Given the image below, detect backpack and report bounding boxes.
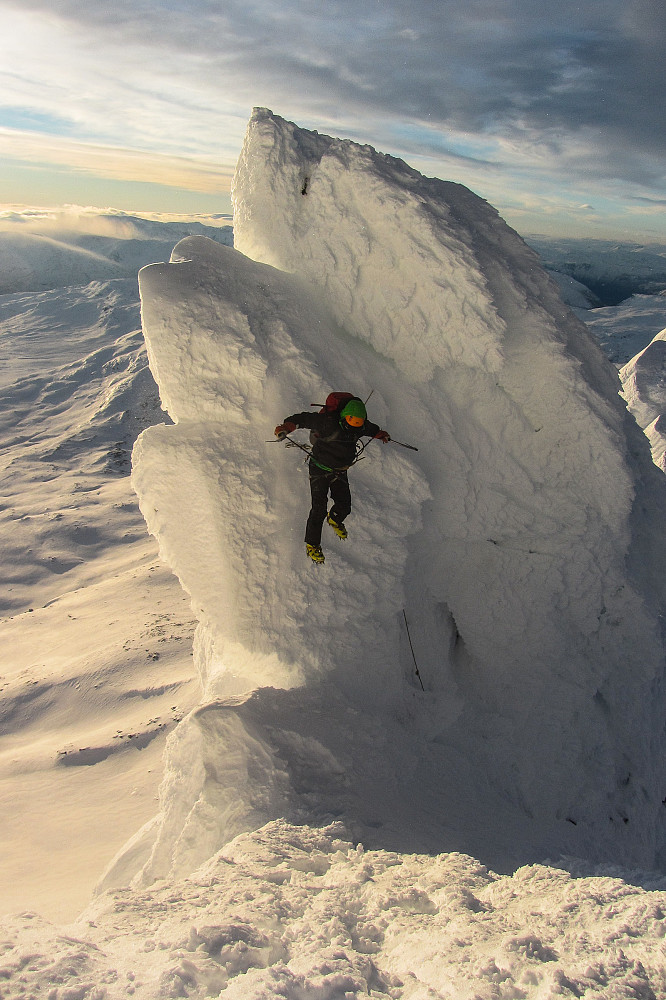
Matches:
[318,391,356,415]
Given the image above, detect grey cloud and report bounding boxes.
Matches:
[4,0,665,188]
[631,195,666,207]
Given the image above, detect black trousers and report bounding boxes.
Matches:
[305,464,351,545]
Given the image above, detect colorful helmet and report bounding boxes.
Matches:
[340,399,366,427]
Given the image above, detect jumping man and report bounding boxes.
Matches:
[274,396,390,564]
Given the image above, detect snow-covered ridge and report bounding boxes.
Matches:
[0,213,232,295]
[123,108,666,896]
[621,326,666,472]
[233,110,506,381]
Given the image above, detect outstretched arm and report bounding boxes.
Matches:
[274,411,322,438]
[363,419,390,442]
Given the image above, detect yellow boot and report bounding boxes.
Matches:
[306,543,325,564]
[326,513,348,539]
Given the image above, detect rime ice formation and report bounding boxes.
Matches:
[123,109,666,890]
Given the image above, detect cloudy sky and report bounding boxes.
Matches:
[1,0,665,240]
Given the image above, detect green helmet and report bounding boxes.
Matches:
[340,399,367,426]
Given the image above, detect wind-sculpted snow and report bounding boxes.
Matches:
[233,113,505,382]
[135,238,426,709]
[621,327,666,471]
[126,109,666,892]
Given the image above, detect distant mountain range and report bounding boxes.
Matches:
[527,235,666,305]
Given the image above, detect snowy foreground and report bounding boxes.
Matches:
[3,820,666,999]
[3,114,666,996]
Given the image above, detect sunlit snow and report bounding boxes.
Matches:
[2,115,666,998]
[621,326,666,472]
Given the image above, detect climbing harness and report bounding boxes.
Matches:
[274,432,369,477]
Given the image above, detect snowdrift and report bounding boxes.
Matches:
[122,109,666,889]
[6,820,666,1000]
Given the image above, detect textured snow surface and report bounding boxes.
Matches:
[3,822,666,1000]
[621,327,666,472]
[0,276,198,921]
[123,109,666,898]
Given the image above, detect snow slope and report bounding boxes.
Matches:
[113,108,666,907]
[575,294,666,366]
[0,276,198,920]
[0,213,233,295]
[621,326,666,472]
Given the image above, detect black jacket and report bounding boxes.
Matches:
[284,410,381,472]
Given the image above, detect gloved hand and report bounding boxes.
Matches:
[374,430,391,443]
[275,421,297,439]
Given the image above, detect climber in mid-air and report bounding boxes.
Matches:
[274,393,391,564]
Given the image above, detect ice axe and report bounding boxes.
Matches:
[388,438,418,452]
